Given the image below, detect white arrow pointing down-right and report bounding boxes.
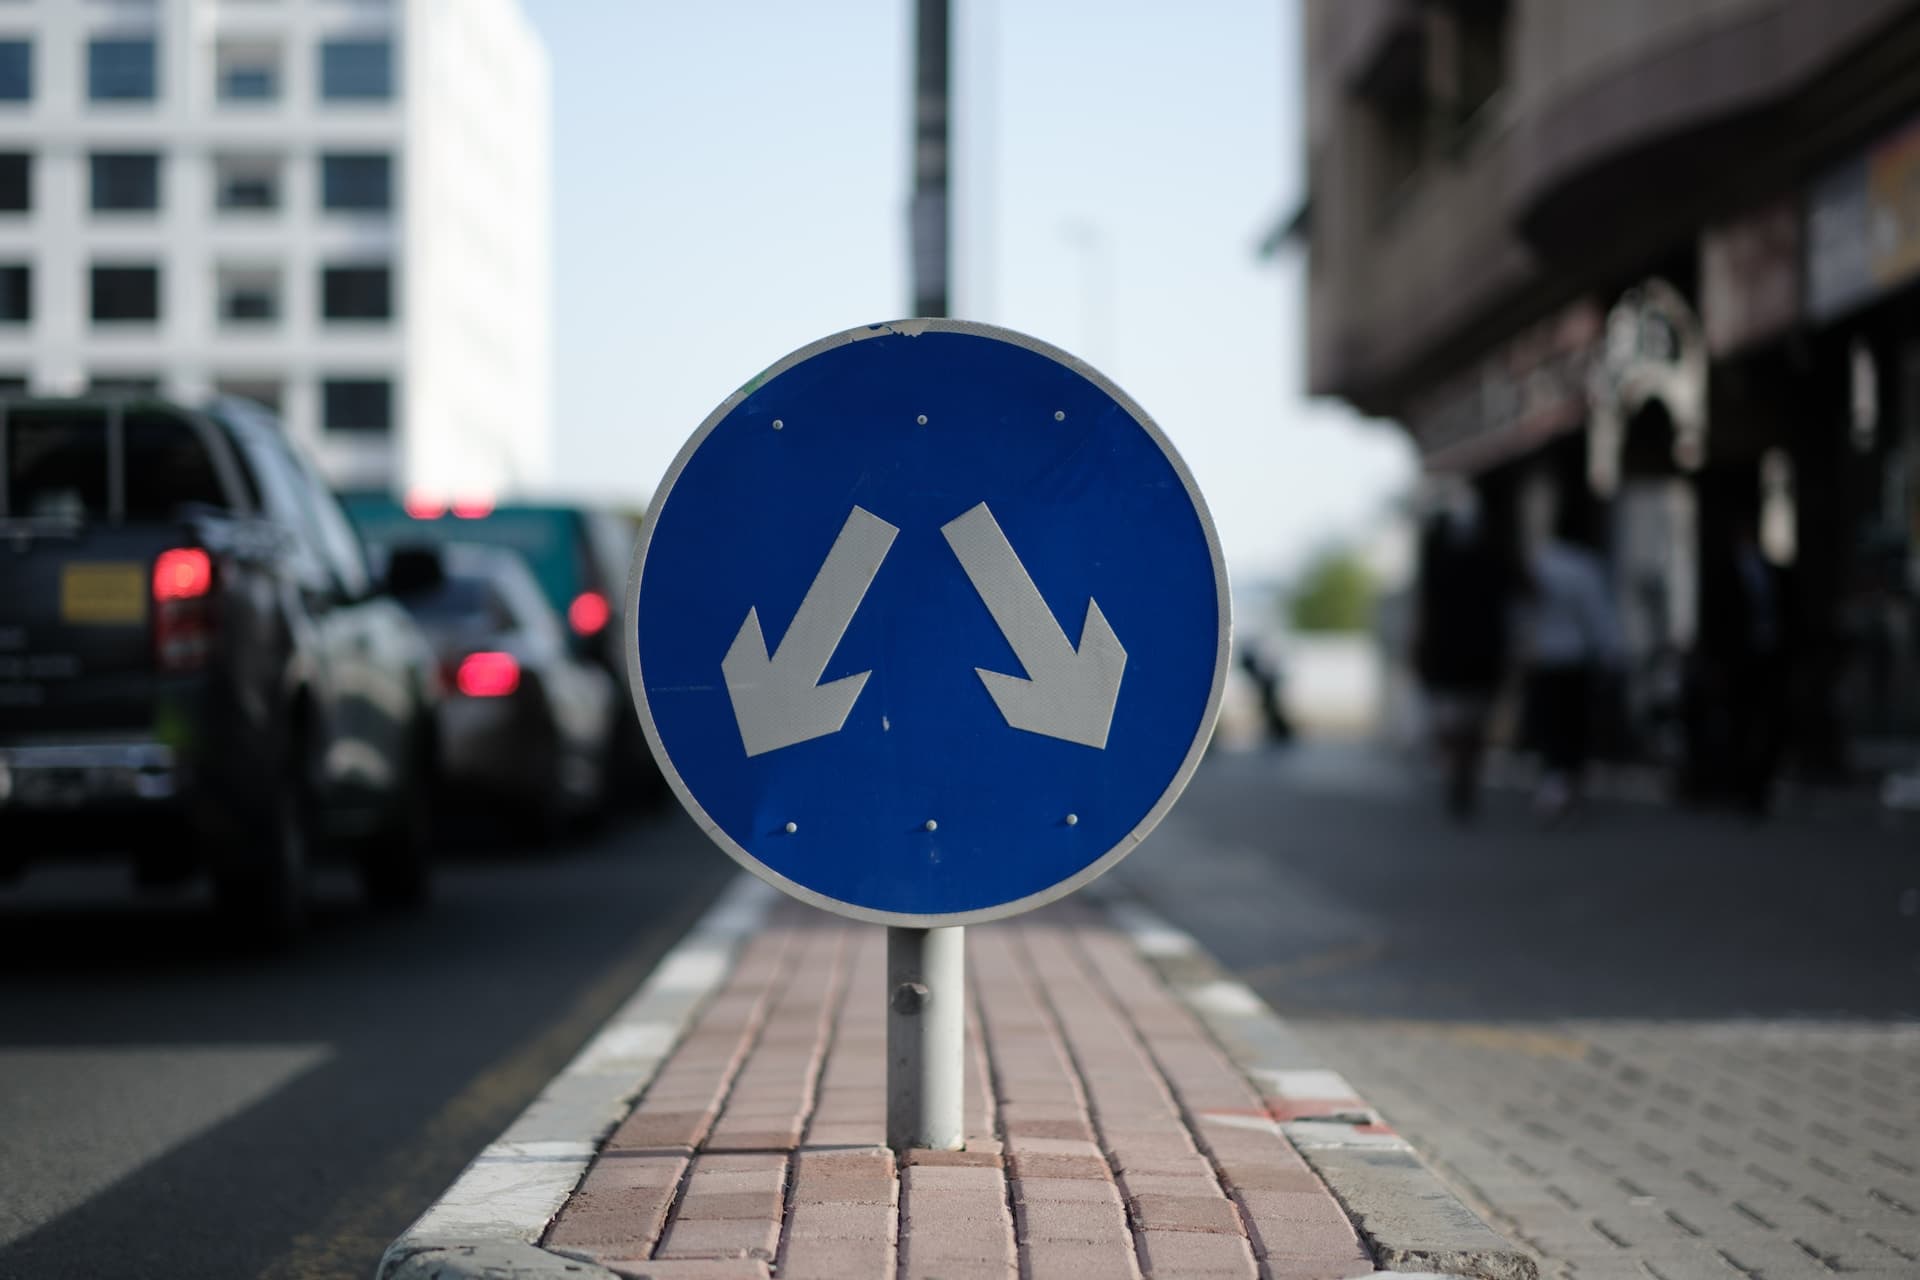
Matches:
[941,502,1127,749]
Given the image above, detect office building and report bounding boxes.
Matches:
[0,0,552,498]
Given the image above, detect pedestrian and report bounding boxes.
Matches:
[1412,498,1515,818]
[1237,645,1294,745]
[1695,508,1791,813]
[1519,495,1624,820]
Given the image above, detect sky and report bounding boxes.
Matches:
[522,0,1414,589]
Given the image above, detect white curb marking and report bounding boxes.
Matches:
[1188,978,1265,1017]
[1252,1067,1358,1100]
[379,875,776,1272]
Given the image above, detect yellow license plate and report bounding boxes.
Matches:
[61,563,148,625]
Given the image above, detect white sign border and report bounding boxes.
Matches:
[625,318,1232,928]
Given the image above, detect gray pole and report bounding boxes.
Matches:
[887,925,966,1150]
[889,0,965,1155]
[910,0,951,319]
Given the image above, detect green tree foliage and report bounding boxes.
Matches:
[1288,547,1376,633]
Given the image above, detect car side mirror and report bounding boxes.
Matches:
[383,544,446,599]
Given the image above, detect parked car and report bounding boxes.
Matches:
[387,542,618,836]
[340,494,665,808]
[0,395,441,937]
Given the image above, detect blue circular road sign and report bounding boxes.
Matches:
[628,320,1229,926]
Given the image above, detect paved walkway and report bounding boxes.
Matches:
[542,902,1376,1280]
[1307,1018,1920,1280]
[1120,746,1920,1280]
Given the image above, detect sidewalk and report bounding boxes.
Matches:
[381,878,1533,1280]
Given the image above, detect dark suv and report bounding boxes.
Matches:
[0,396,441,936]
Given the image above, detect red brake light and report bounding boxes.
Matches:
[153,548,214,672]
[451,496,495,519]
[404,491,445,519]
[456,651,521,697]
[568,590,610,637]
[153,548,212,601]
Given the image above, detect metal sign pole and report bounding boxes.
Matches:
[887,925,965,1150]
[888,0,964,1156]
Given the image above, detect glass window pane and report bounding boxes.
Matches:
[6,408,107,520]
[91,266,160,322]
[322,265,391,320]
[215,154,280,211]
[322,378,392,433]
[0,41,31,102]
[124,409,230,519]
[0,264,29,322]
[214,378,283,417]
[321,153,391,211]
[90,153,160,211]
[89,39,157,102]
[320,40,392,100]
[0,153,29,211]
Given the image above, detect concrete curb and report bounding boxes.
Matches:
[1100,894,1540,1280]
[377,875,779,1280]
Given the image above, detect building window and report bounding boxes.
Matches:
[321,153,392,211]
[217,265,280,325]
[214,377,283,417]
[323,378,392,433]
[322,265,391,321]
[91,265,160,323]
[0,152,28,212]
[216,40,280,103]
[87,375,161,396]
[89,38,158,103]
[214,153,280,211]
[90,152,160,212]
[320,39,392,101]
[1434,0,1508,139]
[0,264,29,322]
[0,40,30,102]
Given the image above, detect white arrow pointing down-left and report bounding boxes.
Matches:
[722,506,898,757]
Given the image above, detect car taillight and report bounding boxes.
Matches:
[404,491,445,519]
[455,651,520,697]
[153,548,213,672]
[568,590,610,637]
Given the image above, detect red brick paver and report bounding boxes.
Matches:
[546,901,1372,1279]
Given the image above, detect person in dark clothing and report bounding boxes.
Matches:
[1413,504,1514,818]
[1694,511,1791,813]
[1237,647,1294,744]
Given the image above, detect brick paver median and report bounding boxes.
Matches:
[543,901,1374,1280]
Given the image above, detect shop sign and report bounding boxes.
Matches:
[1701,198,1800,356]
[1406,299,1603,473]
[1808,113,1920,322]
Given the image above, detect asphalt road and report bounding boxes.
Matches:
[1115,744,1920,1279]
[0,808,732,1280]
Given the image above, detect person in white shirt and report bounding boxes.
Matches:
[1520,502,1625,818]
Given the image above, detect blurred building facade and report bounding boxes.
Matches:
[0,0,551,499]
[1301,0,1920,786]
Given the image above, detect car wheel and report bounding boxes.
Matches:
[361,728,435,911]
[214,732,314,946]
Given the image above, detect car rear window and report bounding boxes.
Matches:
[6,408,108,519]
[400,576,513,633]
[125,410,228,519]
[5,405,232,521]
[341,497,589,616]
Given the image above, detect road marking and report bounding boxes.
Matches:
[941,501,1126,749]
[0,1045,330,1249]
[722,506,897,757]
